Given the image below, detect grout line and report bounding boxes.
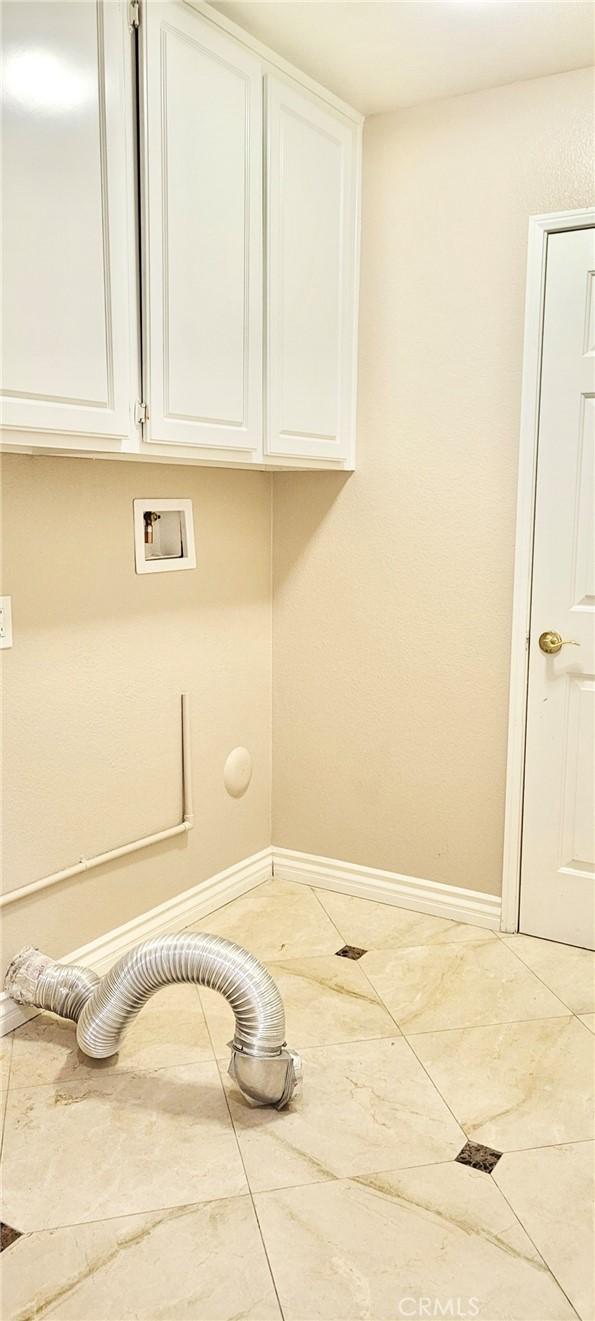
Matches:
[0,1033,13,1160]
[358,940,572,1021]
[401,1011,573,1037]
[309,884,367,954]
[209,1033,410,1067]
[493,1136,594,1157]
[310,881,500,933]
[250,1158,461,1200]
[187,1137,595,1203]
[200,983,286,1317]
[292,1029,402,1049]
[4,884,591,1315]
[329,933,576,1038]
[398,1012,576,1039]
[311,888,501,953]
[0,1190,257,1240]
[249,1184,287,1321]
[405,1029,592,1157]
[489,1173,583,1320]
[403,1012,591,1147]
[3,1005,584,1094]
[4,993,218,1093]
[4,1131,592,1241]
[297,884,346,949]
[496,937,586,1016]
[203,1012,286,1321]
[3,1054,218,1094]
[354,934,500,953]
[208,1029,404,1066]
[353,958,405,1038]
[574,1013,595,1034]
[388,1030,470,1141]
[309,884,343,925]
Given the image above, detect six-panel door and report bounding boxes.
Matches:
[265,76,359,464]
[141,2,263,455]
[0,0,137,446]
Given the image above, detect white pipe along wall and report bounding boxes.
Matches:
[0,693,194,910]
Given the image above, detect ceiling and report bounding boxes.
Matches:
[211,1,595,115]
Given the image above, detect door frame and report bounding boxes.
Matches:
[501,207,595,933]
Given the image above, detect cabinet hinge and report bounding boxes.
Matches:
[129,1,140,30]
[135,400,148,425]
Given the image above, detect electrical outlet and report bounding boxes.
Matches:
[0,596,13,649]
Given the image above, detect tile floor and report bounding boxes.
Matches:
[1,879,593,1320]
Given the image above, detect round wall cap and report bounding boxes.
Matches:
[223,746,253,798]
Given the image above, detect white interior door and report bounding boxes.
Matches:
[520,225,595,949]
[0,0,136,445]
[141,1,262,453]
[265,76,359,463]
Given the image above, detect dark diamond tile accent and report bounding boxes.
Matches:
[335,944,367,960]
[1,1223,22,1252]
[455,1141,502,1174]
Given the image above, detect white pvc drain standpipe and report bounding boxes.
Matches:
[5,935,302,1109]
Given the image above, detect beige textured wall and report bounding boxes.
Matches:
[272,67,595,896]
[2,69,593,974]
[1,456,272,972]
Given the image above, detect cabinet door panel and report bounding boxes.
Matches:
[142,2,262,452]
[0,0,136,443]
[266,77,359,463]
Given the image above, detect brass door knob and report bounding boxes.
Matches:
[538,631,580,655]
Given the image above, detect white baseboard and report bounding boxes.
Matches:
[0,847,273,1037]
[1,842,503,1038]
[0,1000,38,1036]
[273,847,502,930]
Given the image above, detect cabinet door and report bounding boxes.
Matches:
[265,77,359,464]
[0,0,136,445]
[142,2,262,454]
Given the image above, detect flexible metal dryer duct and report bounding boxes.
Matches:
[5,935,302,1108]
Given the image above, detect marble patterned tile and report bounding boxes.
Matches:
[494,1141,594,1321]
[412,1016,595,1151]
[255,1162,576,1320]
[8,985,214,1088]
[315,889,498,951]
[364,938,569,1033]
[224,1036,465,1192]
[0,1035,13,1158]
[1,1195,281,1320]
[187,880,343,961]
[0,1035,13,1094]
[1,1060,247,1231]
[501,934,595,1014]
[579,1013,595,1034]
[200,955,398,1056]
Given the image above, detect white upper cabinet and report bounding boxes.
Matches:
[265,76,359,464]
[0,0,137,447]
[141,2,262,455]
[0,0,361,468]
